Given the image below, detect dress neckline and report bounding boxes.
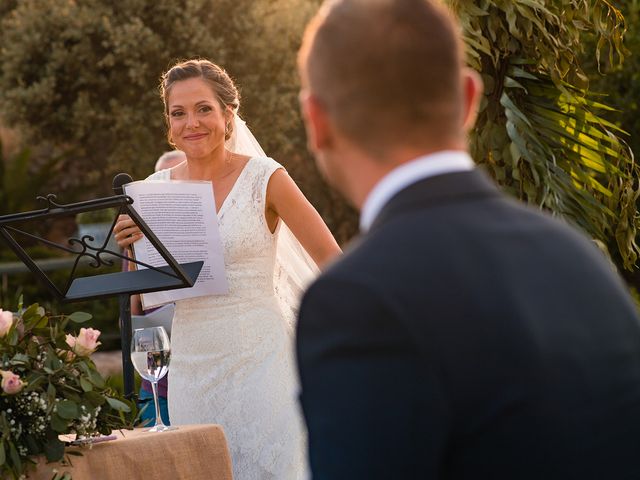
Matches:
[216,156,256,216]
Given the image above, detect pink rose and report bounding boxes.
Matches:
[66,328,101,356]
[0,309,13,337]
[0,370,25,395]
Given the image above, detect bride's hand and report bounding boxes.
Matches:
[114,214,143,249]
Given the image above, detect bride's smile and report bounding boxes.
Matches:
[167,77,230,160]
[183,132,208,141]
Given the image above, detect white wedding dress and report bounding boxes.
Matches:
[147,156,309,479]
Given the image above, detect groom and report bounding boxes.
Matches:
[296,0,640,479]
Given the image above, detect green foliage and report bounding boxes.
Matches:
[105,372,141,398]
[0,0,17,18]
[584,1,640,168]
[75,208,117,225]
[0,299,135,479]
[205,0,359,243]
[0,0,226,191]
[0,141,62,216]
[2,0,633,261]
[580,0,640,283]
[0,0,358,243]
[0,249,122,351]
[448,0,639,270]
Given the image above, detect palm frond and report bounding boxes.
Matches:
[448,0,639,270]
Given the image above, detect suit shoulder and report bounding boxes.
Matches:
[301,251,394,318]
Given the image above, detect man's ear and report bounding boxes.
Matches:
[300,90,332,153]
[461,68,484,133]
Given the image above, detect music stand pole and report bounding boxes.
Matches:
[119,293,135,399]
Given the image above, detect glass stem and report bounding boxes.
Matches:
[151,380,165,428]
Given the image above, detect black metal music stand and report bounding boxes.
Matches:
[0,188,203,399]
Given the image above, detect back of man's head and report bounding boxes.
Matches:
[299,0,465,157]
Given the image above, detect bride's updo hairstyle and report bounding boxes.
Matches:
[160,59,240,141]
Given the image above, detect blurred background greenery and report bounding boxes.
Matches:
[0,0,638,345]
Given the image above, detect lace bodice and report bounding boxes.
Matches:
[148,156,280,303]
[149,157,308,479]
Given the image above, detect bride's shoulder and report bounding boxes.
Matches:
[250,156,285,174]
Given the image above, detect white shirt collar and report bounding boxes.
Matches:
[360,150,475,232]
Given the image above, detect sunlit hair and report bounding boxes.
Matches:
[160,59,240,142]
[299,0,465,158]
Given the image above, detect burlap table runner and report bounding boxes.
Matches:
[30,424,233,480]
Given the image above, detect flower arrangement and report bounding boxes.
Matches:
[0,298,135,479]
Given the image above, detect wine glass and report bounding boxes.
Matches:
[131,326,174,432]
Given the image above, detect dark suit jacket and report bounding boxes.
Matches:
[296,169,640,479]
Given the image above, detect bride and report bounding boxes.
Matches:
[115,59,341,479]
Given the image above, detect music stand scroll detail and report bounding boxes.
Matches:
[0,188,203,399]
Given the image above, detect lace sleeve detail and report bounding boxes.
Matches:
[252,156,285,214]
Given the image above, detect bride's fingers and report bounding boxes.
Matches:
[114,223,142,239]
[114,215,144,248]
[114,214,132,235]
[115,223,141,237]
[115,231,144,249]
[115,215,139,236]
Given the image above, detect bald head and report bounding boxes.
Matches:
[155,150,186,172]
[299,0,467,157]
